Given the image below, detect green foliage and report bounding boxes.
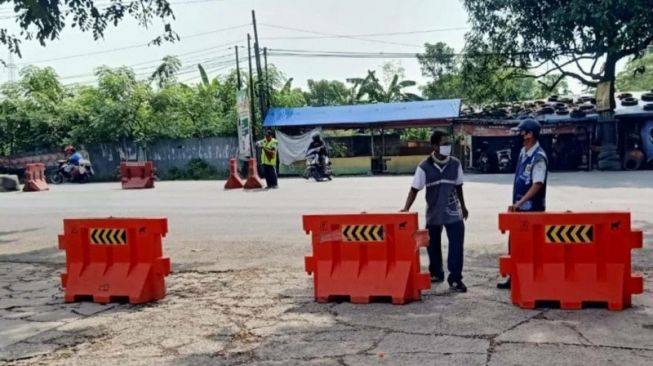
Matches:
[328,142,350,158]
[0,61,242,155]
[617,52,653,91]
[2,0,177,57]
[165,158,224,180]
[150,56,181,88]
[346,70,421,103]
[417,41,573,105]
[304,79,350,106]
[400,128,431,141]
[270,78,306,107]
[462,0,653,110]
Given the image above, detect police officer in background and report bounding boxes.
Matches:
[401,130,469,293]
[498,119,548,289]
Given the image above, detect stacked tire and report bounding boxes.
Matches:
[597,144,621,171]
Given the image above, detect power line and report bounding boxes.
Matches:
[266,47,554,58]
[17,25,248,65]
[61,57,247,85]
[259,23,423,48]
[267,49,419,59]
[263,26,469,40]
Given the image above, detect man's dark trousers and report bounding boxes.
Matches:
[427,220,465,282]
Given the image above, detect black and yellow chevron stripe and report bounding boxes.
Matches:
[89,228,127,245]
[342,225,385,242]
[545,225,593,244]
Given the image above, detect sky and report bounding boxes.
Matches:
[0,0,630,94]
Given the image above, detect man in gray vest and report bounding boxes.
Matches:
[401,130,469,292]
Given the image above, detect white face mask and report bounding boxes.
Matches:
[439,145,452,156]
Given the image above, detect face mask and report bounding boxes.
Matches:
[439,145,452,156]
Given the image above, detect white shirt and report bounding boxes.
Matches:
[520,142,547,184]
[411,155,464,190]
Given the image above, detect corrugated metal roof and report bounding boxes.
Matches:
[263,99,461,128]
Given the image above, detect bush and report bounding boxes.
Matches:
[164,159,227,180]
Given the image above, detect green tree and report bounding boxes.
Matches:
[72,67,156,145]
[150,56,182,88]
[417,42,551,105]
[617,51,653,91]
[270,78,306,107]
[347,70,421,103]
[417,42,463,100]
[533,74,572,99]
[0,67,68,154]
[304,79,350,106]
[462,0,653,114]
[2,0,177,56]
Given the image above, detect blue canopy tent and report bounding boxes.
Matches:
[262,99,461,174]
[263,99,461,129]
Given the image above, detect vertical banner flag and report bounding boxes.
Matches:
[236,90,252,158]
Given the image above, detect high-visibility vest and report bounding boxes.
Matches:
[260,138,278,166]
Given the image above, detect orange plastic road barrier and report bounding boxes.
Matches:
[224,158,245,189]
[58,218,171,304]
[243,158,264,189]
[120,161,155,189]
[499,212,644,310]
[22,163,49,192]
[303,212,430,304]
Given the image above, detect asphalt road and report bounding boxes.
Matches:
[1,172,652,365]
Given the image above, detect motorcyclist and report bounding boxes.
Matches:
[307,133,328,170]
[64,145,82,176]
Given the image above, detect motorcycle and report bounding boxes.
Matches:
[497,148,513,173]
[50,159,95,184]
[303,147,333,182]
[475,150,490,173]
[474,142,491,173]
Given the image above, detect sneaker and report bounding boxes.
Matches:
[497,278,511,290]
[430,274,445,283]
[449,280,467,293]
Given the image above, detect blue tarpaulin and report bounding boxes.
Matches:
[263,99,461,128]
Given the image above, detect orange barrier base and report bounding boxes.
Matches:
[23,180,49,192]
[120,161,155,189]
[500,257,644,310]
[225,158,245,189]
[244,158,264,189]
[225,175,245,189]
[60,258,170,304]
[23,163,49,192]
[122,177,155,189]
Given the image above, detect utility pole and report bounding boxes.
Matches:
[252,10,267,119]
[247,34,257,156]
[235,46,242,90]
[7,52,16,82]
[264,47,270,110]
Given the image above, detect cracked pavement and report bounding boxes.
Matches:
[1,172,652,365]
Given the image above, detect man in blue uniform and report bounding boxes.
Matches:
[402,130,469,292]
[64,145,82,176]
[498,119,548,289]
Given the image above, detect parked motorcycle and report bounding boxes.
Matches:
[497,148,513,173]
[303,147,333,181]
[475,141,491,173]
[475,150,490,173]
[50,159,95,184]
